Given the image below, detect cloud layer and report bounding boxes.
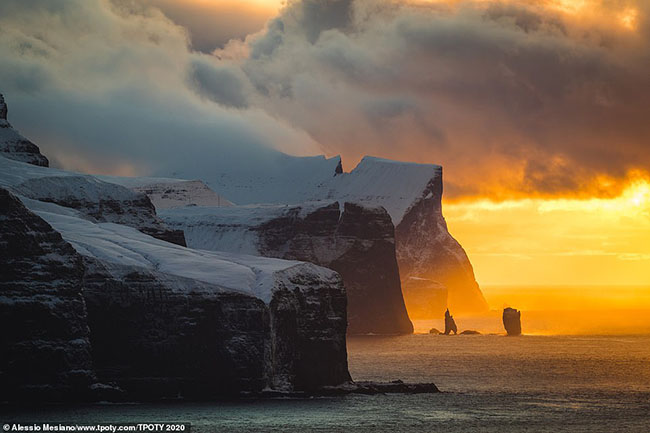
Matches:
[0,0,319,176]
[231,0,650,198]
[1,0,649,199]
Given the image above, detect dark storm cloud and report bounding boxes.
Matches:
[0,0,319,176]
[188,58,250,108]
[1,0,649,198]
[299,0,354,43]
[232,0,650,198]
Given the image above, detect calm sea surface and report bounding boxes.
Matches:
[3,334,650,432]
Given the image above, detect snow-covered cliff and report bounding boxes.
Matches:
[162,155,488,318]
[0,156,186,247]
[161,201,414,335]
[0,94,352,401]
[0,93,49,167]
[1,173,352,400]
[99,177,234,209]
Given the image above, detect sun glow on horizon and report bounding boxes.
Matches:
[444,176,650,293]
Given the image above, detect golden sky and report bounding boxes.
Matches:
[445,174,650,292]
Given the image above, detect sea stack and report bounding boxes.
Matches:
[503,307,522,336]
[444,309,458,335]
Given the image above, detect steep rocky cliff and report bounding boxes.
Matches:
[81,257,268,399]
[1,188,351,402]
[0,188,94,402]
[323,157,488,317]
[0,94,49,167]
[266,263,350,390]
[160,156,487,319]
[0,155,186,247]
[20,194,351,399]
[81,259,350,398]
[14,175,187,246]
[0,108,352,401]
[393,167,488,317]
[162,201,413,335]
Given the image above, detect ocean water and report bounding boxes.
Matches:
[2,334,650,432]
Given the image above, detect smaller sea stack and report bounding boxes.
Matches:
[503,307,522,336]
[444,309,458,335]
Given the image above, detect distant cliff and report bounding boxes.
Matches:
[393,165,488,317]
[155,156,488,320]
[161,201,414,335]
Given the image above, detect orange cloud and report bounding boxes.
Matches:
[222,0,650,201]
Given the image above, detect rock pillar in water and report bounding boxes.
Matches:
[502,307,522,336]
[443,309,458,335]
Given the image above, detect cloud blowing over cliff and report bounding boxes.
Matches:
[1,0,649,198]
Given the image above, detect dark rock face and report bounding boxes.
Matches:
[503,307,522,336]
[0,94,49,167]
[257,202,413,335]
[267,264,351,391]
[15,176,186,247]
[0,188,94,402]
[82,259,268,399]
[316,380,439,396]
[164,201,413,335]
[334,159,343,175]
[396,170,488,316]
[82,260,350,399]
[0,186,351,402]
[0,94,6,120]
[443,309,458,335]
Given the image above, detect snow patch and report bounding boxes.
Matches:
[20,196,335,303]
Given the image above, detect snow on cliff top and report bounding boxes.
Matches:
[0,155,143,203]
[0,156,339,303]
[20,195,333,303]
[102,178,234,209]
[169,155,443,225]
[0,157,232,210]
[1,142,443,225]
[0,155,86,187]
[159,202,347,255]
[156,153,344,207]
[322,156,442,224]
